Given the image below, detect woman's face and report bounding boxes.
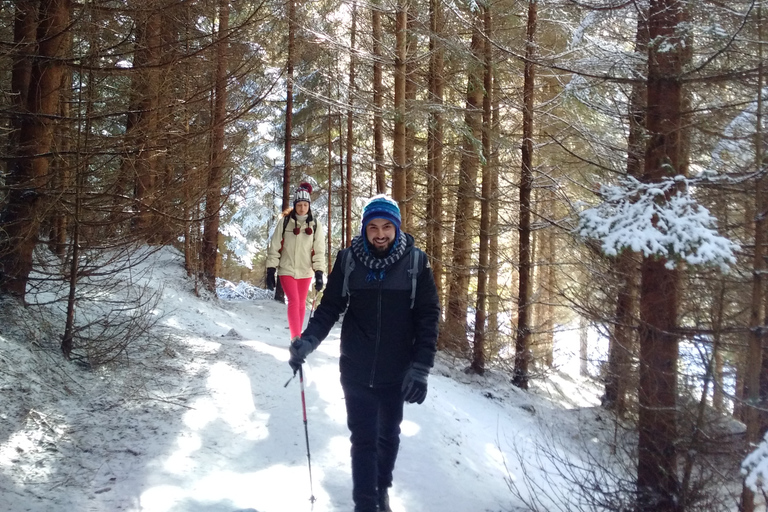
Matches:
[295,201,309,216]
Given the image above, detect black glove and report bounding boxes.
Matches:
[289,335,318,373]
[266,267,276,291]
[402,362,430,404]
[314,270,324,291]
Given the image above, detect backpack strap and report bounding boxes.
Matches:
[341,249,355,299]
[342,247,420,308]
[408,249,420,309]
[311,219,317,257]
[278,215,291,254]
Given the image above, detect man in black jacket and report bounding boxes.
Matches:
[289,194,440,512]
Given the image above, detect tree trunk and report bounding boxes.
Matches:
[471,2,493,375]
[0,0,70,301]
[426,0,444,308]
[604,8,648,415]
[49,26,73,258]
[345,1,357,248]
[542,224,555,367]
[512,0,537,389]
[282,0,295,211]
[404,9,417,234]
[603,252,638,413]
[443,10,483,353]
[487,75,500,354]
[131,6,162,240]
[61,90,91,359]
[7,0,36,173]
[327,91,334,261]
[741,5,766,510]
[392,0,407,217]
[372,0,385,194]
[636,0,684,509]
[201,0,229,292]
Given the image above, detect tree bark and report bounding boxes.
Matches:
[471,2,493,375]
[7,0,36,171]
[392,0,407,217]
[130,6,162,240]
[426,0,444,308]
[327,88,334,260]
[282,0,295,211]
[741,4,766,510]
[513,0,537,389]
[443,9,483,353]
[345,0,357,248]
[603,8,648,415]
[404,8,417,234]
[487,72,501,354]
[0,0,70,301]
[636,0,684,509]
[49,25,73,258]
[372,0,385,194]
[201,0,229,292]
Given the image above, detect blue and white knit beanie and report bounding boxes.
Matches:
[361,194,401,239]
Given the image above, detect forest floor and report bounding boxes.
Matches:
[0,246,746,511]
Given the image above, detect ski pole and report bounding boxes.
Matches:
[285,291,320,388]
[299,364,317,503]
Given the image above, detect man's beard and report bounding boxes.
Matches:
[369,240,395,258]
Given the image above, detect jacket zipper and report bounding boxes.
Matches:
[369,279,383,387]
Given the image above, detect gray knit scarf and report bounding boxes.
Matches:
[351,233,407,281]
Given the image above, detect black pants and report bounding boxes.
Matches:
[342,378,404,512]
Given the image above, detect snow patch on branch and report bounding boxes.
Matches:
[577,176,738,271]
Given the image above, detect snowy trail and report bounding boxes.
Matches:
[140,297,522,512]
[1,251,603,512]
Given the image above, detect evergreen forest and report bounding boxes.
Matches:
[1,0,767,510]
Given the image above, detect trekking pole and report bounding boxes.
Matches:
[306,290,318,327]
[299,364,317,503]
[284,291,318,501]
[285,291,319,388]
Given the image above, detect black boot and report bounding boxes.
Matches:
[378,488,392,512]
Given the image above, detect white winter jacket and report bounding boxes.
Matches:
[266,213,327,279]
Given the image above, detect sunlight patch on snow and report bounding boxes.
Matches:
[139,464,329,512]
[327,435,351,460]
[183,398,219,430]
[400,419,420,437]
[484,442,509,474]
[248,464,329,510]
[163,317,183,329]
[206,362,256,420]
[306,356,347,425]
[182,362,267,439]
[184,337,222,353]
[0,431,38,468]
[319,392,347,424]
[164,362,271,475]
[164,432,203,474]
[213,321,233,331]
[0,409,68,479]
[241,339,289,361]
[139,485,186,511]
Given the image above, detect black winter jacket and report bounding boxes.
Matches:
[302,233,440,387]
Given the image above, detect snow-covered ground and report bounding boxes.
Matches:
[1,247,617,512]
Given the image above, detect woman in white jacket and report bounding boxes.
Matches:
[266,182,327,339]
